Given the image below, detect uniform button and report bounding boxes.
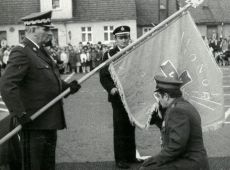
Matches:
[46,65,49,68]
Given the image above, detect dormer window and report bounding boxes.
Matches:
[52,0,60,9]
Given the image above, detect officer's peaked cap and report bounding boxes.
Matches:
[21,10,54,28]
[113,26,130,35]
[154,75,183,92]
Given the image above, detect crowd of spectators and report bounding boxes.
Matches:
[1,34,230,77]
[47,41,112,74]
[0,41,112,76]
[205,33,230,66]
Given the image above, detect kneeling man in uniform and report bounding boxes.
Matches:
[140,75,209,170]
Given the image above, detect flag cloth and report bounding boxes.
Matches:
[0,95,11,138]
[0,96,9,120]
[109,11,224,130]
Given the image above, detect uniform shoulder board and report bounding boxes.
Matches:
[17,43,25,48]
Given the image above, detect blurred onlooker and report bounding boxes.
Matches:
[95,46,103,67]
[80,46,88,73]
[75,49,81,74]
[2,47,10,68]
[97,41,103,51]
[86,47,91,72]
[69,46,77,73]
[60,48,69,74]
[91,47,98,69]
[221,38,228,52]
[209,35,221,57]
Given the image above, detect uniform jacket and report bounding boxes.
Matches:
[150,97,209,169]
[0,38,69,130]
[99,46,136,162]
[99,46,120,102]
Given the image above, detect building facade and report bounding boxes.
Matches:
[0,0,230,47]
[0,0,137,47]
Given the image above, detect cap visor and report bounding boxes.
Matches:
[43,24,54,28]
[115,32,130,35]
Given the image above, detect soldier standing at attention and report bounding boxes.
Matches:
[99,25,143,169]
[0,11,81,170]
[140,75,209,170]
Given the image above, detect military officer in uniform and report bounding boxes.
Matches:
[140,75,209,170]
[99,26,143,169]
[0,11,81,170]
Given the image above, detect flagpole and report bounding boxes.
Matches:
[0,2,195,145]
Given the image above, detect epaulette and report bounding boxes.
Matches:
[17,43,25,48]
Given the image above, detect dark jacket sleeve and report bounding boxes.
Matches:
[99,51,116,94]
[155,108,190,165]
[0,47,29,117]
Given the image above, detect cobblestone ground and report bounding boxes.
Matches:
[56,73,230,170]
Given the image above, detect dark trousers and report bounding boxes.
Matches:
[140,164,176,170]
[21,130,57,170]
[111,100,136,162]
[0,116,21,170]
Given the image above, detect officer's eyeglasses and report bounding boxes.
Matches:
[153,92,161,99]
[116,35,130,40]
[40,26,51,32]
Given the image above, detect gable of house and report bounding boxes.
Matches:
[183,0,230,24]
[136,0,230,26]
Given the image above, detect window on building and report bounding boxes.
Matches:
[19,30,25,43]
[159,0,167,22]
[0,31,7,48]
[52,0,60,9]
[81,27,92,43]
[104,26,114,41]
[142,27,153,34]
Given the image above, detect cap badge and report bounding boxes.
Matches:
[33,47,37,52]
[121,27,125,31]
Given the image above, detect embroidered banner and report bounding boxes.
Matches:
[109,12,224,130]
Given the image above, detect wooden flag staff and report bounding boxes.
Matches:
[0,0,203,145]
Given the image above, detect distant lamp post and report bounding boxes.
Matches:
[68,31,72,40]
